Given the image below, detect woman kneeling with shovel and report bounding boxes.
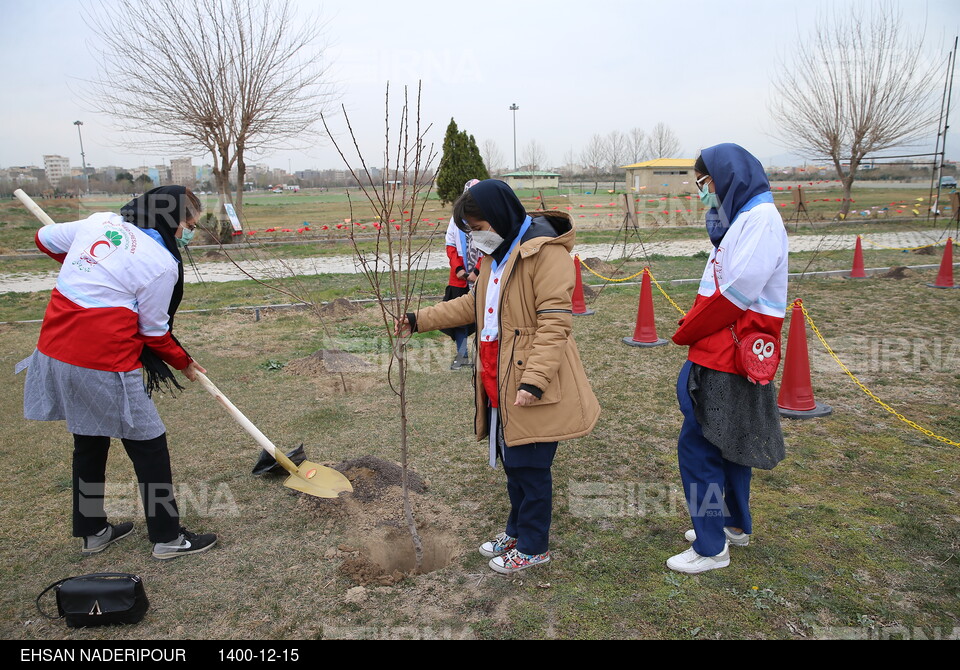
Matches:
[19,186,217,560]
[397,180,600,574]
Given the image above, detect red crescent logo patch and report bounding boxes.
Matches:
[89,240,111,257]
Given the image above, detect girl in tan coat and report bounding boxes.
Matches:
[400,180,599,574]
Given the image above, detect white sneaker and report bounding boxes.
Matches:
[667,543,730,574]
[489,548,550,574]
[684,527,750,546]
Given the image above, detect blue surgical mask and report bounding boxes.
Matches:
[177,226,195,248]
[698,184,720,210]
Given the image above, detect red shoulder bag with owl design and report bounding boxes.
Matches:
[729,327,780,385]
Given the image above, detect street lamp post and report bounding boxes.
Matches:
[73,120,88,195]
[509,103,519,170]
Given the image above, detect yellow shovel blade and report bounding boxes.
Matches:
[282,460,353,499]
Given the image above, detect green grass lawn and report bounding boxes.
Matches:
[1,258,957,639]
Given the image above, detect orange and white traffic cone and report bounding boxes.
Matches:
[572,255,595,316]
[849,235,867,278]
[778,298,833,419]
[623,268,668,348]
[927,238,959,289]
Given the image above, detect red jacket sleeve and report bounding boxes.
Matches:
[446,244,465,273]
[138,332,192,370]
[671,292,744,346]
[35,230,66,263]
[446,244,467,287]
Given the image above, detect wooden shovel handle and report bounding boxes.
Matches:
[13,189,57,227]
[195,371,298,475]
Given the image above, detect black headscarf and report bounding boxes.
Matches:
[468,180,529,264]
[120,186,192,395]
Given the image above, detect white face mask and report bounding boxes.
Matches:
[471,230,504,255]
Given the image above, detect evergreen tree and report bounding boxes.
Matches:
[436,118,489,204]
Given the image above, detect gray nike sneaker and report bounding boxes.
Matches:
[153,526,218,560]
[82,521,134,555]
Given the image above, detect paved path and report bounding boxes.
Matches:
[0,229,946,294]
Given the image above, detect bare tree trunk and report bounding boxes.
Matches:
[235,144,246,220]
[396,344,423,568]
[213,167,230,220]
[840,176,855,217]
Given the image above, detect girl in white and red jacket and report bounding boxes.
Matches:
[441,180,483,369]
[20,186,216,560]
[667,144,788,574]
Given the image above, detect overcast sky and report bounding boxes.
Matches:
[1,0,958,173]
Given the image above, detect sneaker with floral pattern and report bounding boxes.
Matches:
[488,548,551,574]
[479,532,517,558]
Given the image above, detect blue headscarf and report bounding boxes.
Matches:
[699,143,773,247]
[468,180,531,265]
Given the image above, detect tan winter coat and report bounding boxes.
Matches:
[414,212,600,447]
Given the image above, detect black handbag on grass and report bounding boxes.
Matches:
[36,573,149,628]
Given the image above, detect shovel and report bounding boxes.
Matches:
[196,371,352,498]
[13,189,57,226]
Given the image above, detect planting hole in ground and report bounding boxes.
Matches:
[340,526,458,586]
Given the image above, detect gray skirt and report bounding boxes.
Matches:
[18,350,165,440]
[687,363,785,470]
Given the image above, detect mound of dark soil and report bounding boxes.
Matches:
[285,349,371,375]
[338,555,408,586]
[320,298,361,318]
[583,257,621,277]
[294,456,459,585]
[878,266,914,279]
[333,455,426,503]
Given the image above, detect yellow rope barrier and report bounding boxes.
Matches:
[646,269,687,316]
[859,235,941,252]
[578,258,647,282]
[798,300,960,448]
[576,258,689,316]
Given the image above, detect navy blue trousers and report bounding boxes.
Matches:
[676,361,752,557]
[495,410,557,556]
[453,329,468,358]
[502,462,554,556]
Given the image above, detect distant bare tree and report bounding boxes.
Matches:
[580,134,606,177]
[85,0,334,223]
[628,127,648,163]
[561,147,581,175]
[521,140,547,171]
[604,130,629,172]
[645,122,682,159]
[770,3,940,216]
[579,134,607,193]
[481,139,505,176]
[521,140,547,190]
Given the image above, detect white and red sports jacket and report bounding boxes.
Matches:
[672,201,789,375]
[34,213,191,373]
